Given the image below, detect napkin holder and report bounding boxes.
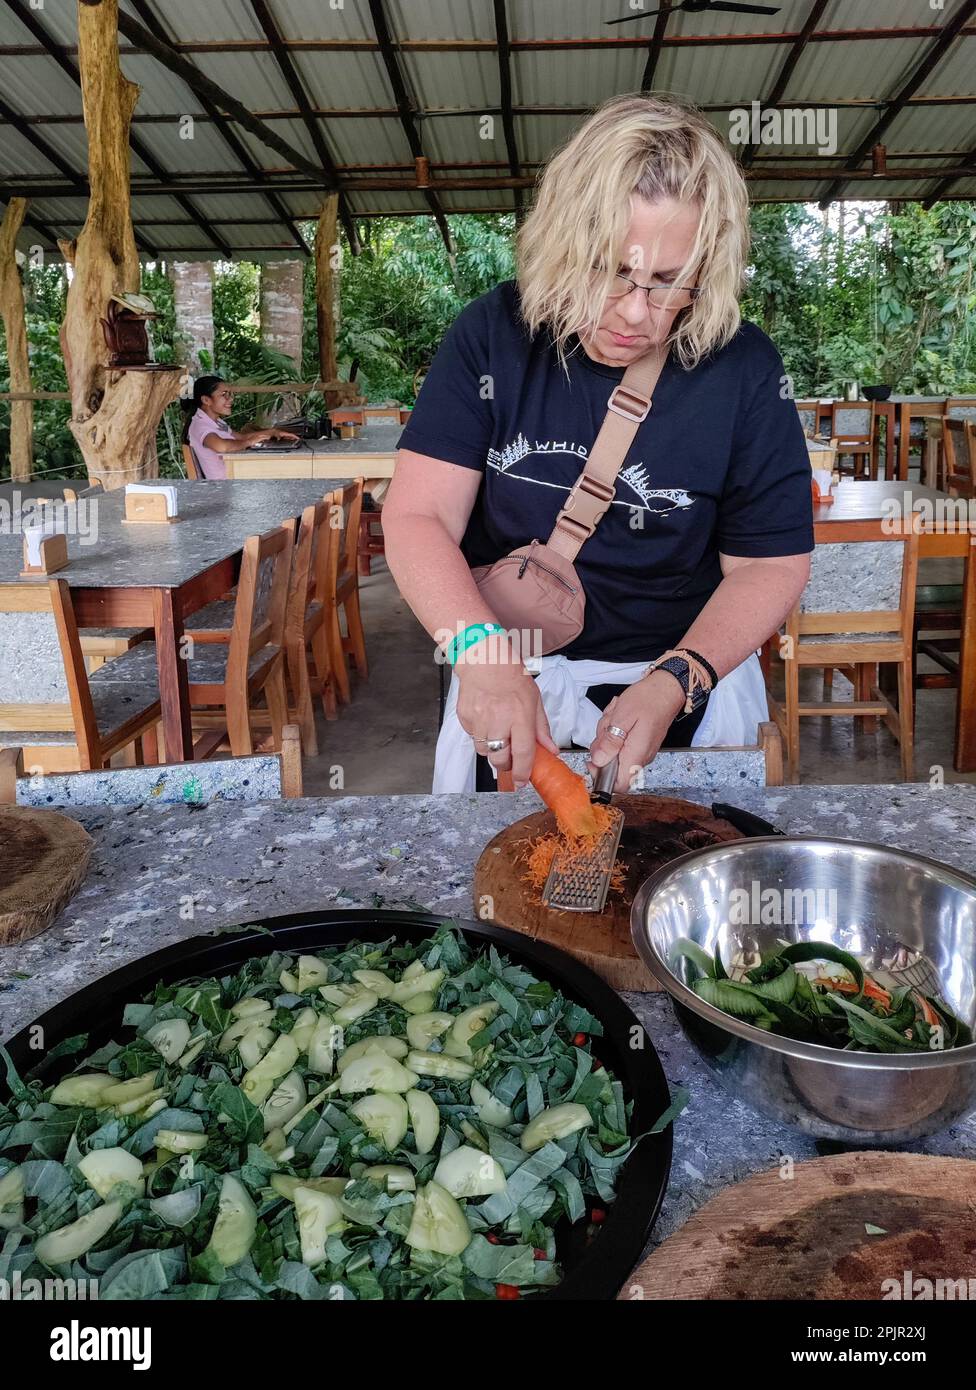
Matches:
[20,532,69,576]
[123,489,179,524]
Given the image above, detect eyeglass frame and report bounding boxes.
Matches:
[605,269,702,309]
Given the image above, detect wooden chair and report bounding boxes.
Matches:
[358,495,385,576]
[0,580,160,772]
[827,403,881,479]
[97,526,294,758]
[323,479,369,705]
[182,442,203,480]
[767,524,920,782]
[1,726,302,808]
[795,401,823,438]
[562,721,784,789]
[944,419,976,498]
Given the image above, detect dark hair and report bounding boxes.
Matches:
[181,375,227,441]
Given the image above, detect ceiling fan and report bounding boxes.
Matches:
[607,1,781,23]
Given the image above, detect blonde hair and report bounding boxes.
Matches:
[517,93,750,370]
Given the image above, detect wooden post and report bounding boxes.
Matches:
[0,199,33,482]
[259,259,304,372]
[170,260,214,375]
[314,194,339,408]
[58,0,181,488]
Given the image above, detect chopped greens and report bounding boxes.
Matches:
[673,938,972,1052]
[0,924,674,1300]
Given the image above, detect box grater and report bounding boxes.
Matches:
[542,756,624,912]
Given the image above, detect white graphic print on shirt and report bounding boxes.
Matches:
[486,432,694,515]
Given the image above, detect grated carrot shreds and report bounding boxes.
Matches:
[517,803,626,898]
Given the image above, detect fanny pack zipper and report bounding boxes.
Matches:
[512,546,578,594]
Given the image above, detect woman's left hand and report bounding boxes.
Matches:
[587,671,687,793]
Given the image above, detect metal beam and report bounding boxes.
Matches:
[640,0,672,91]
[741,0,829,167]
[818,0,976,206]
[492,0,523,219]
[366,0,454,256]
[247,0,359,253]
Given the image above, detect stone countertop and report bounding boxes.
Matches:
[0,479,350,589]
[225,422,402,458]
[2,782,976,1257]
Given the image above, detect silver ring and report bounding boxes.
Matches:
[607,724,627,740]
[485,738,509,752]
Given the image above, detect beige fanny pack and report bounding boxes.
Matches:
[471,346,668,654]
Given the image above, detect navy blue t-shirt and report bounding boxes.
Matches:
[398,280,813,662]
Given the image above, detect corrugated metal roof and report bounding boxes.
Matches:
[0,0,972,259]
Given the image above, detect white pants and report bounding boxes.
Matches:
[432,651,769,793]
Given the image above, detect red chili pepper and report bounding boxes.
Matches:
[573,1032,587,1046]
[486,1232,501,1244]
[533,1247,547,1261]
[495,1283,520,1300]
[590,1207,607,1224]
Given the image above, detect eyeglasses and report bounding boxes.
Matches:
[606,271,701,310]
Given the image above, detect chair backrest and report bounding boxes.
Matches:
[311,490,343,612]
[335,477,364,584]
[829,403,874,439]
[0,581,103,763]
[181,442,203,480]
[946,401,976,424]
[944,419,975,497]
[288,498,329,633]
[229,526,293,677]
[794,402,819,436]
[5,726,303,808]
[790,523,919,642]
[561,722,783,790]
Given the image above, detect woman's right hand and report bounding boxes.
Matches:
[454,647,557,788]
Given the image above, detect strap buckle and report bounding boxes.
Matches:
[607,384,651,423]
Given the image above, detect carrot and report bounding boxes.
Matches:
[914,991,940,1028]
[529,745,602,838]
[815,975,892,1007]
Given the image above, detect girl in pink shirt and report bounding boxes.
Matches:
[183,376,298,479]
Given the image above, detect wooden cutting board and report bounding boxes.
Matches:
[472,794,743,991]
[622,1152,976,1300]
[0,806,94,946]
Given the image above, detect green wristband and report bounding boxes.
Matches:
[447,622,506,665]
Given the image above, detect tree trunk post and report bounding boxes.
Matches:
[259,259,304,372]
[0,198,33,483]
[170,260,214,375]
[59,0,181,489]
[314,195,339,407]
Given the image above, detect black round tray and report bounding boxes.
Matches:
[2,909,673,1301]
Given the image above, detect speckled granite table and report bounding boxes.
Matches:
[2,782,975,1254]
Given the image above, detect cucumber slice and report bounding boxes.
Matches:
[140,1099,168,1121]
[450,1002,500,1053]
[262,1071,307,1132]
[353,969,395,999]
[470,1079,513,1129]
[291,1007,318,1052]
[262,1128,287,1158]
[406,1088,439,1156]
[406,1050,474,1081]
[270,1173,348,1201]
[154,1130,208,1154]
[219,1015,266,1054]
[401,992,436,1015]
[100,1071,158,1105]
[77,1146,145,1200]
[406,1181,471,1256]
[349,1092,409,1150]
[241,1033,300,1106]
[230,997,271,1020]
[433,1144,507,1198]
[205,1175,257,1267]
[279,969,299,993]
[49,1073,115,1108]
[405,1012,453,1051]
[295,1186,344,1267]
[401,960,426,981]
[520,1102,592,1153]
[237,1026,275,1070]
[307,1014,338,1075]
[362,1164,416,1193]
[296,955,331,992]
[391,969,445,1004]
[459,1118,488,1152]
[35,1201,122,1267]
[338,1054,419,1096]
[115,1086,167,1117]
[319,983,355,1006]
[178,1037,208,1070]
[336,1035,409,1073]
[333,989,378,1026]
[145,1018,191,1064]
[0,1166,24,1230]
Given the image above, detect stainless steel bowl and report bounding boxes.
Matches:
[631,836,976,1144]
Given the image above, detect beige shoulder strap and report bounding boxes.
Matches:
[547,345,668,562]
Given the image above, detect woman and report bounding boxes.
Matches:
[184,376,299,480]
[383,95,813,793]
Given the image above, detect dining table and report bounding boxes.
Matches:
[224,419,400,500]
[0,478,350,762]
[814,480,976,772]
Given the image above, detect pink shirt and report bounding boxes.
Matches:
[188,408,235,480]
